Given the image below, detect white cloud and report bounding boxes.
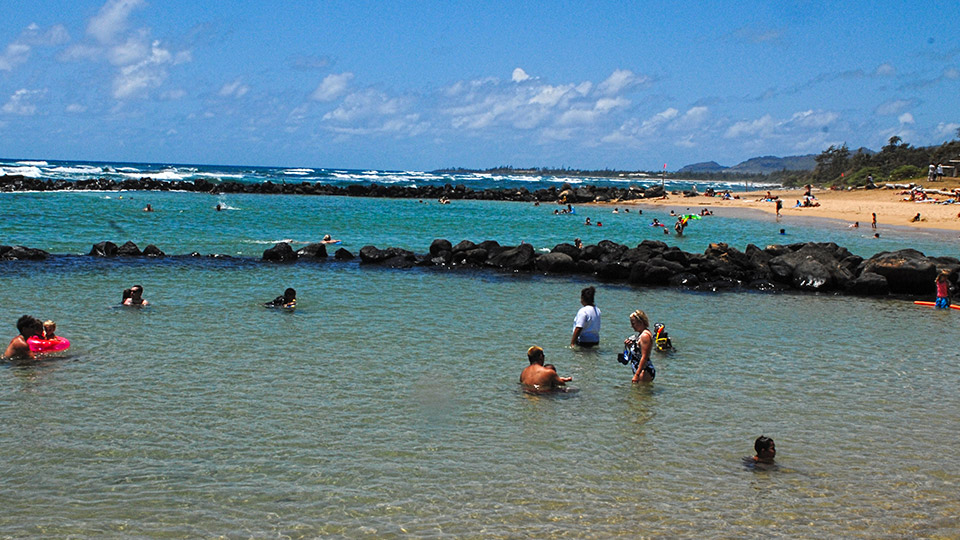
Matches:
[219,79,249,98]
[323,89,405,123]
[725,115,775,138]
[161,89,186,100]
[672,106,709,130]
[88,0,145,44]
[875,63,896,76]
[788,109,838,128]
[875,98,916,116]
[112,40,175,99]
[311,72,354,101]
[597,69,646,96]
[66,103,87,113]
[0,23,69,71]
[935,122,960,139]
[594,97,629,112]
[944,67,960,80]
[898,112,915,124]
[528,84,576,108]
[512,68,530,82]
[2,89,44,116]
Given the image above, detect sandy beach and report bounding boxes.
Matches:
[605,178,960,233]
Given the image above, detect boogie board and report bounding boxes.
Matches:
[914,300,960,311]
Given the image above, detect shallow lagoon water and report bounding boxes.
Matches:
[2,191,960,537]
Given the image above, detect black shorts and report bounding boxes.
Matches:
[577,341,599,348]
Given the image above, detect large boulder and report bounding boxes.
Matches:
[334,247,354,260]
[768,243,854,291]
[487,244,536,270]
[89,241,118,257]
[845,272,890,296]
[429,239,453,257]
[2,245,48,260]
[297,243,328,259]
[262,242,297,262]
[551,243,581,261]
[116,241,142,256]
[535,252,576,273]
[142,244,165,257]
[859,249,938,295]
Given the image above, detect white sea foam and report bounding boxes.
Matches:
[0,166,43,177]
[46,166,102,175]
[116,167,140,172]
[194,172,245,180]
[244,239,310,245]
[282,168,315,175]
[16,160,48,166]
[121,170,186,181]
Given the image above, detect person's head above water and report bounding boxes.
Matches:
[527,346,545,364]
[43,320,56,338]
[629,309,649,331]
[131,285,144,298]
[580,285,596,306]
[17,315,42,338]
[754,436,776,463]
[284,288,296,302]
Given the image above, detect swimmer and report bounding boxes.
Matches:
[265,287,297,308]
[873,233,880,238]
[612,208,619,214]
[849,221,859,228]
[574,237,582,249]
[42,320,57,340]
[779,229,786,235]
[143,204,153,212]
[216,203,222,211]
[520,346,572,391]
[751,436,776,464]
[3,315,42,360]
[123,285,149,306]
[321,234,340,244]
[584,217,592,226]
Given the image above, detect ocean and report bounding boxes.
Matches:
[2,158,959,537]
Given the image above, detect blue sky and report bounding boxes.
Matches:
[1,1,957,171]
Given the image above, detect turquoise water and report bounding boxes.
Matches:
[2,191,960,537]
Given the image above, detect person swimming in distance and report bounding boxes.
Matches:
[3,315,43,360]
[265,287,297,308]
[743,436,777,470]
[321,234,340,244]
[520,346,572,392]
[123,285,149,306]
[143,204,153,212]
[216,203,222,211]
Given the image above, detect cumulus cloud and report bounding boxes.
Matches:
[874,98,917,116]
[597,69,646,96]
[311,72,354,101]
[512,68,530,82]
[725,115,776,138]
[2,89,45,115]
[219,78,249,98]
[323,88,405,123]
[0,23,70,71]
[935,122,960,139]
[898,112,915,124]
[88,0,145,44]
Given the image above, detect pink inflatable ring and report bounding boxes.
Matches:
[27,336,71,353]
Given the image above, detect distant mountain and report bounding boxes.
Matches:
[678,154,818,174]
[676,161,726,173]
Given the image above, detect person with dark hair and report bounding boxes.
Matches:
[570,286,600,347]
[752,436,776,464]
[120,288,132,304]
[265,288,297,308]
[3,315,43,360]
[520,346,571,391]
[123,285,149,306]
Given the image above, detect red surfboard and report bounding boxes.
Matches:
[914,301,960,311]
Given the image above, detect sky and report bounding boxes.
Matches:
[0,0,958,171]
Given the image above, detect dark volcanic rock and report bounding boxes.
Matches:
[262,242,297,262]
[2,245,48,260]
[429,239,453,257]
[845,272,890,296]
[117,241,142,256]
[297,243,328,259]
[859,249,937,295]
[89,241,118,257]
[142,244,165,257]
[536,252,576,273]
[487,244,535,270]
[768,243,854,291]
[551,243,581,261]
[334,247,354,260]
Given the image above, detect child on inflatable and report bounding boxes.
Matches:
[27,320,71,353]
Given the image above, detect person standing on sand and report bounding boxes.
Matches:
[520,346,572,391]
[3,315,43,360]
[776,199,783,219]
[571,286,600,348]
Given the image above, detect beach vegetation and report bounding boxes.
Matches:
[889,164,924,182]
